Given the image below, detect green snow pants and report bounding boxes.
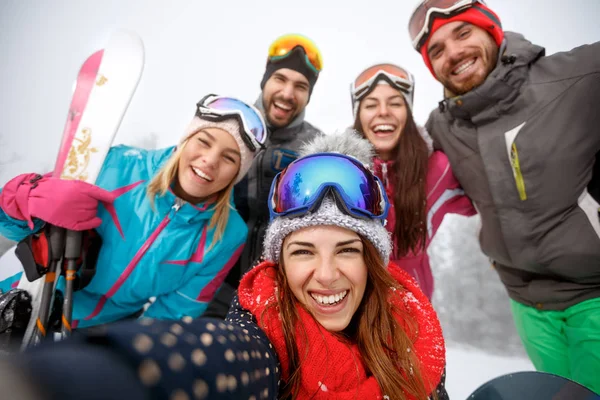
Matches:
[510,297,600,394]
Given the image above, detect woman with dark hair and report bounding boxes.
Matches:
[351,63,476,299]
[6,133,448,400]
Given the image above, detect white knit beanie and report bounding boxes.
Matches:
[262,130,392,265]
[182,116,255,184]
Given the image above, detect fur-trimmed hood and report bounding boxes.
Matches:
[299,129,375,167]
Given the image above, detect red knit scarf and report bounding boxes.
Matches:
[238,261,446,399]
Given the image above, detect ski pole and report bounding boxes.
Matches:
[26,225,65,348]
[61,230,82,338]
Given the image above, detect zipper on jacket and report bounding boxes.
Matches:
[173,197,184,212]
[510,143,527,201]
[381,162,389,187]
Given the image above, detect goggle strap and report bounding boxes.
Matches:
[353,73,413,103]
[475,4,502,28]
[269,46,320,75]
[412,1,491,50]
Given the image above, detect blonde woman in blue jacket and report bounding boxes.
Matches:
[0,95,266,328]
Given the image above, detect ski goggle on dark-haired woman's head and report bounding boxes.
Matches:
[268,152,389,222]
[350,63,415,118]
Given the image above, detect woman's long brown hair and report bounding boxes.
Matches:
[265,237,431,399]
[354,105,429,256]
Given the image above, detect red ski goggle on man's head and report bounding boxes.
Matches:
[408,0,504,76]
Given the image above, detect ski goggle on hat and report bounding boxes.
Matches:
[268,152,389,222]
[351,63,415,110]
[268,34,323,75]
[196,94,267,152]
[409,0,487,51]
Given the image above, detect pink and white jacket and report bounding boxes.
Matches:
[374,150,476,299]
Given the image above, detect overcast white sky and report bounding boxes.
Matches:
[1,0,599,184]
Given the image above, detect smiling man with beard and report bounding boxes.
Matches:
[408,0,600,393]
[203,34,323,320]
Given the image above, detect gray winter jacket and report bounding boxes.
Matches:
[426,32,600,310]
[203,95,322,318]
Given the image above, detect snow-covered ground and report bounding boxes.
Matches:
[446,343,533,398]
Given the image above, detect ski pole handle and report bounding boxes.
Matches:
[61,229,83,337]
[26,225,65,348]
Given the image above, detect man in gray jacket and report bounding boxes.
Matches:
[203,34,323,319]
[408,0,600,392]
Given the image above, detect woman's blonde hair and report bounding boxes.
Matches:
[146,136,236,246]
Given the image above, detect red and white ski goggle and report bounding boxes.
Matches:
[408,0,487,51]
[350,63,414,115]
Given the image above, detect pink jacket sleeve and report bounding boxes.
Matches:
[425,151,476,242]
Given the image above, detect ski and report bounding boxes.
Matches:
[16,49,104,348]
[53,50,104,180]
[18,30,144,349]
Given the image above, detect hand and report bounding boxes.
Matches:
[0,173,116,231]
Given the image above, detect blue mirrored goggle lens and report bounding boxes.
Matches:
[272,154,384,217]
[207,98,267,144]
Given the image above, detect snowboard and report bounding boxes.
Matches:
[467,371,599,400]
[17,30,144,349]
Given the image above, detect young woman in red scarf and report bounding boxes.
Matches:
[236,131,447,399]
[9,132,448,400]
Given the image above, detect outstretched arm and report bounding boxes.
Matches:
[14,295,280,399]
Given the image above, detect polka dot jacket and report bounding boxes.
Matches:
[18,296,449,399]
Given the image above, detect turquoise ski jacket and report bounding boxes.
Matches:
[0,145,247,327]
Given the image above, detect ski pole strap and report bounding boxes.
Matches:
[74,230,102,291]
[14,227,102,289]
[15,227,53,282]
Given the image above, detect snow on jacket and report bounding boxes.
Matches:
[374,150,476,299]
[426,32,600,310]
[0,145,247,327]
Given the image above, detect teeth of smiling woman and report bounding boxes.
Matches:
[453,59,475,75]
[192,167,213,181]
[311,290,348,305]
[374,125,395,132]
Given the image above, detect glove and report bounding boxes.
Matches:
[0,173,116,231]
